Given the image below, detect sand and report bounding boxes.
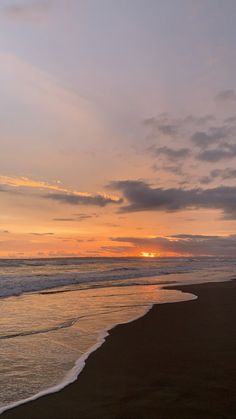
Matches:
[2,281,236,419]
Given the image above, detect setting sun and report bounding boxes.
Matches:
[141,252,156,258]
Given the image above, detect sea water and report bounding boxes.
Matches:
[0,257,235,414]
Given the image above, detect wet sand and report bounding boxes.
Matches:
[2,281,236,419]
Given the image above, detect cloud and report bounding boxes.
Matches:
[53,214,94,222]
[170,234,218,239]
[3,0,54,22]
[45,192,122,207]
[0,175,122,207]
[30,232,54,236]
[149,146,190,160]
[143,113,214,139]
[152,163,183,175]
[200,168,236,184]
[109,179,236,218]
[216,89,236,102]
[144,116,179,137]
[144,112,236,181]
[112,234,236,256]
[217,168,236,180]
[0,175,67,193]
[191,126,231,149]
[0,184,23,196]
[100,245,134,254]
[104,223,120,228]
[2,0,75,23]
[53,218,78,222]
[0,51,108,148]
[197,143,236,162]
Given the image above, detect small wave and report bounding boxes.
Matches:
[0,318,79,340]
[0,257,235,300]
[0,270,175,298]
[106,267,138,273]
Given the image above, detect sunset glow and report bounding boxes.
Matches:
[0,1,235,258]
[141,252,156,258]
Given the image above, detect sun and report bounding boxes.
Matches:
[141,252,156,258]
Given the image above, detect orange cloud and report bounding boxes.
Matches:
[0,175,121,206]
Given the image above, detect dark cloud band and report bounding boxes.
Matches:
[45,192,122,207]
[109,180,236,218]
[112,234,236,256]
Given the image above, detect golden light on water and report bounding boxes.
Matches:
[141,252,156,258]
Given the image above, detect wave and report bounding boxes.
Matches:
[0,285,198,416]
[0,318,79,340]
[0,329,109,416]
[0,303,155,416]
[105,267,138,272]
[0,257,142,268]
[0,268,187,299]
[0,256,235,299]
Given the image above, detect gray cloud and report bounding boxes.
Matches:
[100,245,134,253]
[225,116,236,124]
[144,112,236,174]
[3,0,74,22]
[53,213,94,222]
[152,163,184,176]
[112,234,236,256]
[144,114,213,139]
[188,115,214,125]
[200,168,236,184]
[3,0,53,21]
[0,186,20,195]
[199,175,215,185]
[217,168,236,180]
[191,126,231,149]
[53,218,78,222]
[150,145,190,160]
[198,143,236,162]
[144,116,179,137]
[109,179,236,218]
[216,89,236,102]
[30,232,54,236]
[45,192,122,207]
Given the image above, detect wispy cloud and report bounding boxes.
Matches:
[2,0,73,23]
[0,175,122,207]
[149,145,190,161]
[200,168,236,184]
[3,0,54,22]
[0,51,107,144]
[46,192,122,207]
[143,113,214,139]
[191,125,232,149]
[216,89,236,102]
[0,175,65,192]
[144,110,236,178]
[30,232,54,236]
[53,213,97,222]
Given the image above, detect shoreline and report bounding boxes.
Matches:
[0,281,196,416]
[0,306,153,416]
[2,280,236,418]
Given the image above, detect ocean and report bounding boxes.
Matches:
[0,257,235,414]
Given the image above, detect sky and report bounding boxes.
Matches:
[1,0,236,257]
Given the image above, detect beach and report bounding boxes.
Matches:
[1,280,236,419]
